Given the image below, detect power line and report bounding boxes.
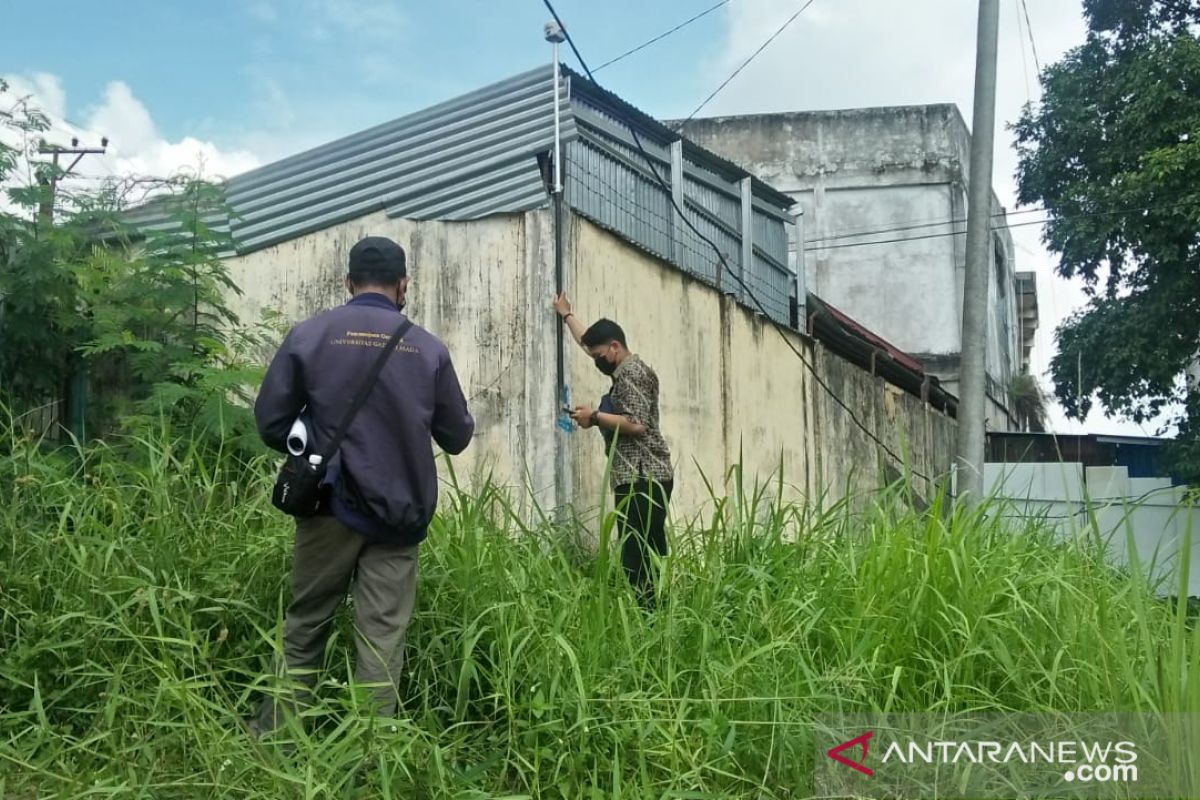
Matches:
[1013,0,1034,103]
[34,141,108,226]
[803,205,1046,246]
[541,0,932,484]
[595,1,730,72]
[1018,0,1043,81]
[799,195,1200,251]
[12,101,121,181]
[802,217,1052,252]
[680,0,819,124]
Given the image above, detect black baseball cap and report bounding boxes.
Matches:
[348,236,406,277]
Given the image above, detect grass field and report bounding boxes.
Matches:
[2,428,1198,798]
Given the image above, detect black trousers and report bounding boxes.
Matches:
[614,478,673,608]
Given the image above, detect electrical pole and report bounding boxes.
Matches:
[37,150,60,227]
[955,0,1001,503]
[34,137,107,442]
[37,137,108,227]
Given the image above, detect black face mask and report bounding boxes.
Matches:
[593,355,617,376]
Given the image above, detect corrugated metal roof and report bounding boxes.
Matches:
[226,65,567,252]
[123,65,569,255]
[810,294,927,374]
[121,64,797,328]
[562,68,794,323]
[562,67,795,213]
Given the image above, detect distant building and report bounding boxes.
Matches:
[678,105,1040,431]
[988,431,1175,482]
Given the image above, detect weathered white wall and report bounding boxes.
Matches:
[564,216,758,519]
[679,107,1025,431]
[813,345,957,503]
[565,216,954,517]
[223,208,561,514]
[792,183,961,356]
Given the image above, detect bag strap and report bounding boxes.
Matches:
[318,317,414,462]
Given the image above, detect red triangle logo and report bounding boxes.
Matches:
[827,731,874,777]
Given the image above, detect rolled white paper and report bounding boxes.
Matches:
[286,416,308,456]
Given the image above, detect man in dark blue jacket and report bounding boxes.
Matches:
[250,236,474,733]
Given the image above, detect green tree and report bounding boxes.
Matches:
[0,80,93,427]
[77,180,267,453]
[1014,0,1200,476]
[0,81,266,456]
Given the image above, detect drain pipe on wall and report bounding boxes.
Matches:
[546,20,573,518]
[547,20,566,411]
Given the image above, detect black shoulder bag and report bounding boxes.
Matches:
[271,318,414,517]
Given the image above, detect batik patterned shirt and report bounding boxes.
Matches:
[607,355,673,489]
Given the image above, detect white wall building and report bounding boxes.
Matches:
[679,106,1040,432]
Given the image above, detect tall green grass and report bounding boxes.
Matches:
[1,425,1197,798]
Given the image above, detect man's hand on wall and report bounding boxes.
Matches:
[571,405,595,428]
[554,292,573,319]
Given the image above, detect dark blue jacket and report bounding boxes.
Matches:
[255,293,474,543]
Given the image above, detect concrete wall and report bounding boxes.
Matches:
[813,345,957,503]
[223,208,561,514]
[679,107,1024,430]
[226,209,956,522]
[985,463,1200,598]
[793,183,962,356]
[563,215,813,518]
[565,216,954,516]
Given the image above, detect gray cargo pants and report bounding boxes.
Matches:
[252,514,418,732]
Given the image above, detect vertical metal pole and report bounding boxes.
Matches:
[791,208,806,326]
[550,34,566,402]
[546,23,572,518]
[552,41,563,195]
[955,0,1002,503]
[670,140,684,268]
[552,38,565,387]
[739,177,752,303]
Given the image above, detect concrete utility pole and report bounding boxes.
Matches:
[37,137,108,227]
[955,0,1001,503]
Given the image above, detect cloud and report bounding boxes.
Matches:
[304,0,406,42]
[248,69,297,132]
[705,0,1149,435]
[2,73,261,184]
[86,82,158,154]
[14,72,68,121]
[249,1,406,85]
